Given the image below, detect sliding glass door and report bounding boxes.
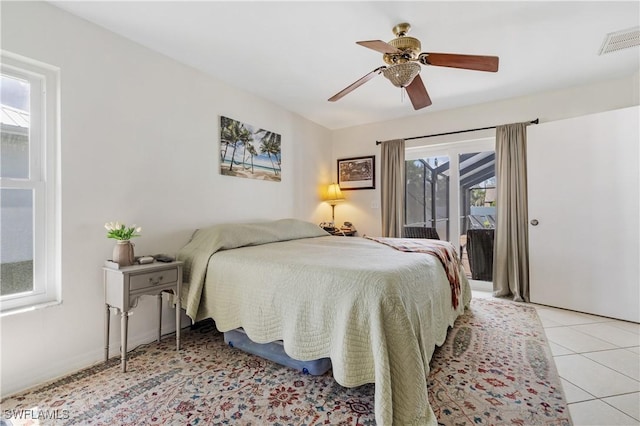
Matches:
[405,138,495,281]
[405,155,450,240]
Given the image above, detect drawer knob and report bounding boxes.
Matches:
[148,276,164,285]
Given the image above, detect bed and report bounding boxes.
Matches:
[177,218,471,426]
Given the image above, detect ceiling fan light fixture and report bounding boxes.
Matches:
[382,62,421,88]
[329,22,499,108]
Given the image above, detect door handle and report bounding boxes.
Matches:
[530,219,539,226]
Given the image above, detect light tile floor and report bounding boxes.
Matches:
[473,290,640,425]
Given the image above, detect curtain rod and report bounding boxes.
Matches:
[375,118,539,145]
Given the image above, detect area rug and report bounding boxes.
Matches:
[0,298,571,425]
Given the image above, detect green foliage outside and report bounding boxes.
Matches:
[0,260,33,296]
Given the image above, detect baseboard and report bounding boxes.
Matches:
[1,325,186,399]
[469,279,492,293]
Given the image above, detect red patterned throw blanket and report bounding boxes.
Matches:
[365,236,463,309]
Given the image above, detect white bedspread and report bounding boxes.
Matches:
[177,219,471,426]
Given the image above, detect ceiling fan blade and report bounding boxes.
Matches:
[405,74,432,110]
[328,66,386,102]
[422,53,499,72]
[356,40,401,54]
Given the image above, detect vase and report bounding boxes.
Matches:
[113,240,135,267]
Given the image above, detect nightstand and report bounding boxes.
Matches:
[103,261,183,372]
[329,228,356,236]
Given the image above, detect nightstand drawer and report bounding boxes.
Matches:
[129,268,178,291]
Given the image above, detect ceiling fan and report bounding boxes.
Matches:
[328,23,499,110]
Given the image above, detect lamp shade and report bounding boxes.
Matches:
[325,183,345,205]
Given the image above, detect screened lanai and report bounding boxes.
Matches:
[405,150,496,280]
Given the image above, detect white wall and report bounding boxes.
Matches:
[332,73,640,237]
[0,2,331,396]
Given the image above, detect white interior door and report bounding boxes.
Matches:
[528,106,639,322]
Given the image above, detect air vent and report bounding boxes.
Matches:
[599,27,640,55]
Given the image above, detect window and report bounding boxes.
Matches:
[1,52,60,314]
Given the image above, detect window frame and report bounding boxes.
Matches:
[1,51,60,315]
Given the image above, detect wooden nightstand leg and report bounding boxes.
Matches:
[121,311,128,373]
[105,304,110,362]
[157,294,162,343]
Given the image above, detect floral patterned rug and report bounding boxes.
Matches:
[1,298,571,425]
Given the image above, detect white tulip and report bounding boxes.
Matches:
[104,221,143,238]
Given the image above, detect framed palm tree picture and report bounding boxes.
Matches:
[219,116,281,181]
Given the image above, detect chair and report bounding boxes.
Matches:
[403,226,440,240]
[466,228,494,281]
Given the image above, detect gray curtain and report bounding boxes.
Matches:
[493,122,530,302]
[380,139,405,237]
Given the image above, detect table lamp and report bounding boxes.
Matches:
[324,183,345,226]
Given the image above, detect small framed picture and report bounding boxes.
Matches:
[337,156,375,190]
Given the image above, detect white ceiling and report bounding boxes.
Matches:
[50,1,639,130]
